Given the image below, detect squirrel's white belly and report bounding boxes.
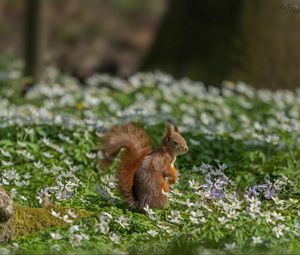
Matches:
[171,156,176,167]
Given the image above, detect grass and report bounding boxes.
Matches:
[0,61,300,254]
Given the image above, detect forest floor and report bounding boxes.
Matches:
[0,60,300,254]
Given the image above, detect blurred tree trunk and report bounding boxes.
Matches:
[141,0,243,85]
[23,0,47,92]
[230,0,300,89]
[142,0,300,89]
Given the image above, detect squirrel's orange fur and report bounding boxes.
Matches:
[100,123,188,211]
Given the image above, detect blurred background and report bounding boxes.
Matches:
[0,0,300,89]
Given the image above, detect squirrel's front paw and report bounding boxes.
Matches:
[166,176,177,185]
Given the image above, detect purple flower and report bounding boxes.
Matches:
[244,177,288,200]
[264,187,277,199]
[200,163,230,199]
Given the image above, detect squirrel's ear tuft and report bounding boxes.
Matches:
[165,122,176,135]
[173,124,179,132]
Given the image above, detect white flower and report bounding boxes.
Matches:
[12,242,19,249]
[185,198,196,207]
[189,179,201,190]
[189,210,204,225]
[170,189,183,197]
[51,209,60,218]
[170,210,181,217]
[99,212,113,223]
[109,233,121,244]
[68,165,80,172]
[0,148,11,158]
[17,141,27,148]
[0,248,10,255]
[168,210,183,224]
[10,188,17,198]
[143,204,156,220]
[17,150,34,160]
[225,242,236,250]
[218,216,228,225]
[24,128,35,135]
[67,209,77,219]
[23,173,32,179]
[271,211,285,221]
[252,236,263,244]
[68,225,80,233]
[58,133,73,144]
[227,210,239,219]
[50,232,62,240]
[262,211,274,224]
[101,175,116,188]
[20,195,27,201]
[162,189,171,197]
[97,221,110,234]
[199,217,207,223]
[272,197,284,205]
[189,139,201,146]
[42,152,54,159]
[289,198,298,204]
[147,230,158,237]
[157,222,170,230]
[52,145,64,154]
[190,216,199,224]
[41,137,51,146]
[272,224,289,238]
[50,244,61,252]
[86,152,96,159]
[295,223,300,236]
[248,197,261,213]
[2,160,13,167]
[116,216,129,229]
[69,233,89,247]
[3,169,20,181]
[14,180,24,187]
[62,215,73,224]
[34,161,44,169]
[265,134,280,145]
[64,159,73,165]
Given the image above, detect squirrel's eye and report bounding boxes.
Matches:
[173,140,178,146]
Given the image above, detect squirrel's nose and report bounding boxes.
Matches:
[184,146,189,152]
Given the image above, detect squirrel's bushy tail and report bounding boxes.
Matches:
[100,123,152,208]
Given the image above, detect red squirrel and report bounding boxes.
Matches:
[100,122,188,211]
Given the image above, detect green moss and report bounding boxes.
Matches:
[0,218,13,243]
[0,204,93,242]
